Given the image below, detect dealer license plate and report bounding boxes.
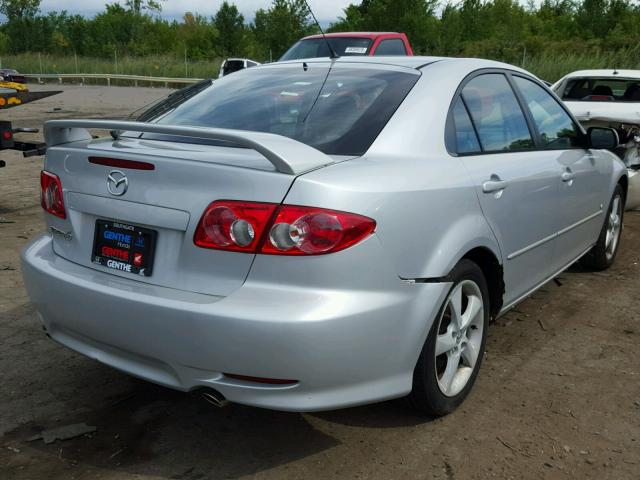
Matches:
[92,220,157,277]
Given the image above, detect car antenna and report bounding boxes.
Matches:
[303,0,339,60]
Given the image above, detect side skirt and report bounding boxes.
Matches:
[496,243,595,318]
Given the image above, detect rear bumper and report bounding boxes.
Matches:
[21,235,449,411]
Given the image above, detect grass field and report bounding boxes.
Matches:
[0,53,223,81]
[523,48,640,82]
[2,50,640,84]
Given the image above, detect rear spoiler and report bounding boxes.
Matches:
[43,119,335,175]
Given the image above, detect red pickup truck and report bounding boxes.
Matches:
[280,32,413,61]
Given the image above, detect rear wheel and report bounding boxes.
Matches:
[407,259,489,416]
[582,185,624,271]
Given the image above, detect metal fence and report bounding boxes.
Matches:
[22,73,203,87]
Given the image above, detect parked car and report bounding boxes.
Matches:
[22,57,627,415]
[0,68,25,84]
[280,32,413,60]
[218,58,261,78]
[553,69,640,209]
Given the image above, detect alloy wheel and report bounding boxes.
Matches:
[434,280,484,397]
[605,194,622,262]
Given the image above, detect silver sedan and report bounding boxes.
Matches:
[22,57,627,415]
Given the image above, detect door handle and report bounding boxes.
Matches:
[482,178,509,193]
[561,170,576,182]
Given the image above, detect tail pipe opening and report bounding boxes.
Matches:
[200,389,229,408]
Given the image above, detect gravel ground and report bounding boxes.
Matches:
[0,85,639,480]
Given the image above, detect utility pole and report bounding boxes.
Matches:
[184,46,188,77]
[114,49,118,75]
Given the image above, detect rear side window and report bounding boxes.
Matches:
[373,39,406,56]
[513,76,582,149]
[452,98,481,154]
[462,74,534,152]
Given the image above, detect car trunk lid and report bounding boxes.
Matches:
[42,120,336,297]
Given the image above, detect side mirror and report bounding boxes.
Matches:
[588,127,619,149]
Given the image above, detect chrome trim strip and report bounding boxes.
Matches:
[507,209,603,260]
[556,209,603,237]
[507,232,556,260]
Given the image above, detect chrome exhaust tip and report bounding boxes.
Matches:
[201,389,228,408]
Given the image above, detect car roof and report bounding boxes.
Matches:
[274,56,528,73]
[302,32,402,40]
[561,69,640,79]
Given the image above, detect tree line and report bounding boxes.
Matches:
[0,0,639,66]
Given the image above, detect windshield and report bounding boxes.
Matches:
[223,60,245,76]
[280,38,373,61]
[561,77,640,102]
[139,63,419,156]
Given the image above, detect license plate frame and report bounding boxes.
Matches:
[91,219,157,277]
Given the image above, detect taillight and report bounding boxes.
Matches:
[260,205,376,255]
[194,201,376,255]
[194,200,277,252]
[40,171,66,219]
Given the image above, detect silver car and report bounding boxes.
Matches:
[22,57,627,415]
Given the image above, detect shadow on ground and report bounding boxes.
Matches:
[3,353,433,479]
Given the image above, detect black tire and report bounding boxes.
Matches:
[406,259,489,416]
[582,184,624,271]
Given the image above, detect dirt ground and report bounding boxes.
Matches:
[0,85,639,480]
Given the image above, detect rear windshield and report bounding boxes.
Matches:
[560,77,640,102]
[140,63,419,156]
[280,38,373,61]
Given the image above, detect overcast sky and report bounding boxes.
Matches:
[39,0,353,23]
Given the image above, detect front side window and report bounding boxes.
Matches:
[461,74,534,152]
[514,76,582,149]
[373,39,407,56]
[137,64,420,156]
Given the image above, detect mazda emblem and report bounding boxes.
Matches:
[107,170,128,196]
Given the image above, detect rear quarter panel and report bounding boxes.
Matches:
[286,60,505,280]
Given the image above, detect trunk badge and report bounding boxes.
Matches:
[107,170,128,196]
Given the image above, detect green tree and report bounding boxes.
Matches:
[125,0,164,15]
[0,0,40,20]
[178,11,218,59]
[252,0,314,60]
[213,1,246,57]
